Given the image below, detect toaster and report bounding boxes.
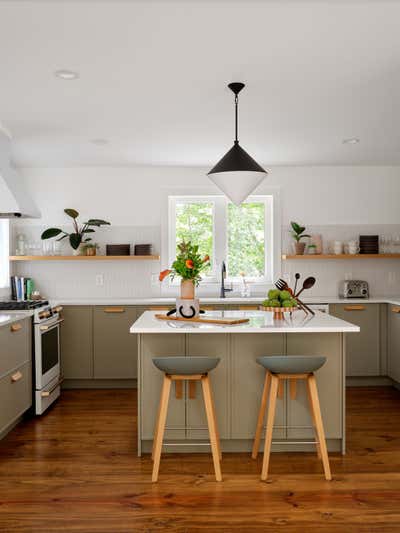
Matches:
[339,280,369,299]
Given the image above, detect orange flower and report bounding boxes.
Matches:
[185,259,194,269]
[203,255,210,263]
[159,269,171,282]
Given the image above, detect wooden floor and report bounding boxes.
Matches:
[0,387,400,532]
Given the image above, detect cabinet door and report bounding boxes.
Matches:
[286,333,343,439]
[93,306,138,379]
[231,333,286,439]
[388,306,400,383]
[140,334,186,440]
[61,306,93,379]
[329,303,380,376]
[186,334,229,439]
[0,318,31,377]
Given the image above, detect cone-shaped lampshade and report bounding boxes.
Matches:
[208,141,267,205]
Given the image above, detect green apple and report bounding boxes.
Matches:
[268,289,280,300]
[279,290,291,301]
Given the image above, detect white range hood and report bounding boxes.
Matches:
[0,126,40,219]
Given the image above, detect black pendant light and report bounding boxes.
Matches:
[208,82,267,205]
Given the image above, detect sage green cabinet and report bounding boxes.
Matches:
[388,305,400,383]
[140,334,186,440]
[186,334,229,439]
[231,333,286,439]
[286,333,343,439]
[93,306,138,378]
[329,303,380,376]
[0,318,32,439]
[61,306,93,379]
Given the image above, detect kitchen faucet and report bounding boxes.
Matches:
[220,261,233,298]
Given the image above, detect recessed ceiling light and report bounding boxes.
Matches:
[90,138,109,145]
[54,69,79,80]
[342,137,360,144]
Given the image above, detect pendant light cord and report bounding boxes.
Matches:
[234,94,239,144]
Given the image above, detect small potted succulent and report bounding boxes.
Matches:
[159,240,210,300]
[307,243,317,255]
[290,221,310,255]
[41,209,110,255]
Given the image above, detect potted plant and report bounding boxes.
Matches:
[290,221,310,255]
[307,243,317,255]
[159,240,210,299]
[41,209,110,255]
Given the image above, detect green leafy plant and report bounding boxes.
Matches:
[41,209,110,250]
[290,221,310,242]
[159,240,210,285]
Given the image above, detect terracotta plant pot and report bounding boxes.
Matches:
[294,242,306,255]
[180,279,195,299]
[86,248,96,256]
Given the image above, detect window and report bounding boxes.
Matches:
[0,220,9,288]
[168,195,276,283]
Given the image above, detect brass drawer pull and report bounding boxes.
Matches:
[11,371,22,383]
[10,323,22,332]
[392,307,400,314]
[104,307,125,313]
[238,305,259,310]
[344,305,366,311]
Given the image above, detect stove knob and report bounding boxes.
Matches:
[348,289,353,295]
[362,289,367,295]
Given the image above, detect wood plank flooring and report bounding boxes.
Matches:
[0,387,400,532]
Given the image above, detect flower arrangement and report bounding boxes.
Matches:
[159,241,210,298]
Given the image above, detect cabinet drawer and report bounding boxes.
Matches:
[0,319,31,377]
[0,361,32,432]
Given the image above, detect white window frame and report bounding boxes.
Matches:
[167,194,278,286]
[0,219,10,289]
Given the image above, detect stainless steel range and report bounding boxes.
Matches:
[0,300,64,414]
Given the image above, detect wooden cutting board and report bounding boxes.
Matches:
[155,314,250,325]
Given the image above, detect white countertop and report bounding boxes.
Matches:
[52,296,400,306]
[130,310,360,334]
[0,311,33,327]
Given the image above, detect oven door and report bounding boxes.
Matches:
[35,319,62,390]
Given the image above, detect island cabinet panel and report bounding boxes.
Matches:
[140,334,186,440]
[0,317,31,377]
[286,333,343,439]
[61,306,93,379]
[388,305,400,383]
[93,306,138,379]
[231,333,286,440]
[186,334,229,439]
[329,303,380,376]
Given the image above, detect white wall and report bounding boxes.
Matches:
[9,165,400,300]
[18,165,400,226]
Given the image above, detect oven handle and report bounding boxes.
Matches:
[39,318,64,331]
[41,377,64,397]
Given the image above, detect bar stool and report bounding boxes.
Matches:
[252,355,332,481]
[151,356,222,482]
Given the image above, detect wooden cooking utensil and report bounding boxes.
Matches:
[294,273,300,296]
[275,278,315,316]
[295,276,316,298]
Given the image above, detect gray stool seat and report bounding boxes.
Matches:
[152,356,220,375]
[256,355,326,374]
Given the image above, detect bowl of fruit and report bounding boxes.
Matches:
[260,289,298,319]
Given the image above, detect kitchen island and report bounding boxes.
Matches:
[130,310,359,455]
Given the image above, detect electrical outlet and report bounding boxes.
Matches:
[95,274,104,286]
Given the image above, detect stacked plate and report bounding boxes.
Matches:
[134,243,153,256]
[359,235,379,254]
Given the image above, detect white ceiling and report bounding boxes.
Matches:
[1,0,400,167]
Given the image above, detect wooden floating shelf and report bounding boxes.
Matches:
[9,255,160,261]
[282,253,400,260]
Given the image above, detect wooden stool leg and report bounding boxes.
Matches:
[207,376,222,460]
[252,371,271,459]
[307,374,332,481]
[306,382,321,459]
[201,375,222,481]
[278,380,284,399]
[261,374,279,481]
[152,375,172,482]
[152,377,165,461]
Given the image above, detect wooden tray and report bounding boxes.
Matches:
[155,314,250,325]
